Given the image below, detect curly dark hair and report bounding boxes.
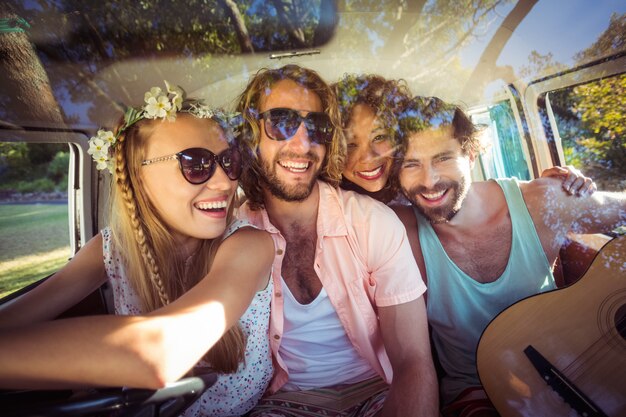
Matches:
[332,73,411,147]
[235,64,345,210]
[332,74,412,203]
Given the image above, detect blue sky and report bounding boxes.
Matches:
[461,0,626,71]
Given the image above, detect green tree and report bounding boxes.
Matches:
[566,74,626,190]
[335,0,512,98]
[0,4,66,128]
[47,150,70,184]
[0,142,29,182]
[549,13,626,190]
[1,0,334,126]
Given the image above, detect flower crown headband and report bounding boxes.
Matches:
[88,81,242,173]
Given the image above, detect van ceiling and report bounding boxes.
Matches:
[1,0,624,131]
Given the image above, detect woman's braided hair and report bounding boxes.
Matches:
[107,110,245,374]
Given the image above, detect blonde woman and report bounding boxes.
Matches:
[0,83,274,416]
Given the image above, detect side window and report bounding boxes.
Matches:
[548,73,626,192]
[471,100,532,181]
[0,142,71,298]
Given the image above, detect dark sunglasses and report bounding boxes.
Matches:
[258,108,334,144]
[142,146,242,184]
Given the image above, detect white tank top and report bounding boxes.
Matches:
[279,278,378,390]
[102,220,274,416]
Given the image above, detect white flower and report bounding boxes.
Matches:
[171,94,183,111]
[88,137,109,156]
[91,147,109,159]
[144,87,163,103]
[88,131,115,171]
[165,107,178,122]
[144,95,172,119]
[94,153,109,171]
[190,103,214,119]
[96,129,116,145]
[165,80,184,111]
[88,82,232,174]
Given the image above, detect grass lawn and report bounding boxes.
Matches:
[0,204,71,298]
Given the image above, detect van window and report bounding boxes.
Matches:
[548,73,626,192]
[0,142,71,297]
[471,100,531,181]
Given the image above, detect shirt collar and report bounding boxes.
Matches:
[316,181,348,237]
[251,180,349,238]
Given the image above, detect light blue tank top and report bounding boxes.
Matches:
[416,178,556,404]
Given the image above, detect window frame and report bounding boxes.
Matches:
[469,88,536,182]
[522,53,626,173]
[0,128,95,258]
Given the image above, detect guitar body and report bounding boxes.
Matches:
[477,235,626,417]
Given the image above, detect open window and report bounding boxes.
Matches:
[470,91,534,182]
[0,129,107,312]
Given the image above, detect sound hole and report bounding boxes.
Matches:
[616,304,626,340]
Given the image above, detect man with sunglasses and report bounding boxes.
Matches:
[235,64,439,417]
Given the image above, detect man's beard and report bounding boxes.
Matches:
[259,151,322,202]
[402,177,470,224]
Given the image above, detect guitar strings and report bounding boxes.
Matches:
[562,297,626,382]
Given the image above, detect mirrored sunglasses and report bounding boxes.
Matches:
[258,107,334,144]
[142,146,242,184]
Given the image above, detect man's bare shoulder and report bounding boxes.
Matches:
[519,177,565,197]
[390,205,417,230]
[519,177,573,212]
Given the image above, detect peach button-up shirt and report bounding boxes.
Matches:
[238,181,426,393]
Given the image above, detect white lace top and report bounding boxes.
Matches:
[102,219,273,416]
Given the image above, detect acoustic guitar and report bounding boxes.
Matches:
[476,235,626,417]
